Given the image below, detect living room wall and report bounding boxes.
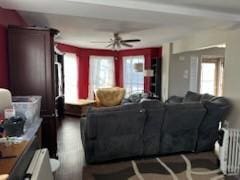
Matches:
[0,8,26,88]
[169,47,225,97]
[57,43,117,98]
[170,28,240,128]
[0,8,162,99]
[223,30,240,128]
[117,48,162,90]
[57,43,162,99]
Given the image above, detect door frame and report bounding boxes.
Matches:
[200,55,224,96]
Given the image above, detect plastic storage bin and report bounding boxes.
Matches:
[12,96,41,130]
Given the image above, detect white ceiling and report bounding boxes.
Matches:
[135,0,240,14]
[1,0,240,49]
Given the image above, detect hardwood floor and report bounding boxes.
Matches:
[54,116,240,180]
[55,116,85,180]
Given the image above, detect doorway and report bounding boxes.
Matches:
[200,56,224,96]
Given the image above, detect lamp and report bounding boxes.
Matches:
[133,63,144,72]
[144,69,154,77]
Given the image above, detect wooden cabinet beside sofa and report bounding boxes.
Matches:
[8,25,58,157]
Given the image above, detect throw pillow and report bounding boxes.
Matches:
[165,96,183,104]
[128,93,143,103]
[200,93,214,102]
[183,91,201,102]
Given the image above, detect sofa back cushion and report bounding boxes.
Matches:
[140,99,165,155]
[165,96,183,104]
[200,93,214,102]
[160,103,206,154]
[86,103,146,162]
[183,91,202,102]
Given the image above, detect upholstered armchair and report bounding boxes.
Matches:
[95,87,125,107]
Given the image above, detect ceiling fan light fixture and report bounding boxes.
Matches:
[92,33,141,50]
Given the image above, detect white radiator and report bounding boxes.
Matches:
[25,149,54,180]
[219,128,240,175]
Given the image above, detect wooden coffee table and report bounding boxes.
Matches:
[65,99,96,117]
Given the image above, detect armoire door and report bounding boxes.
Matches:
[8,26,55,116]
[8,26,58,157]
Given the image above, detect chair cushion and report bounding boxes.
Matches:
[95,87,125,107]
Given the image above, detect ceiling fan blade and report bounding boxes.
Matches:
[121,39,141,43]
[121,42,133,48]
[106,43,113,48]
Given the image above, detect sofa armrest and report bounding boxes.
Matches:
[201,98,231,128]
[85,112,98,139]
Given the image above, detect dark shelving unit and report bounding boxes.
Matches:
[150,57,162,99]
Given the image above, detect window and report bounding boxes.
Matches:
[89,56,115,99]
[200,57,224,96]
[64,53,78,103]
[123,56,145,97]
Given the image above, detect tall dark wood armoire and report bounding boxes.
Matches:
[8,26,59,157]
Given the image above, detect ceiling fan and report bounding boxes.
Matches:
[91,33,141,49]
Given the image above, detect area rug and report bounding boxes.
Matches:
[83,152,234,180]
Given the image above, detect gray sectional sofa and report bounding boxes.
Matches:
[81,91,231,164]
